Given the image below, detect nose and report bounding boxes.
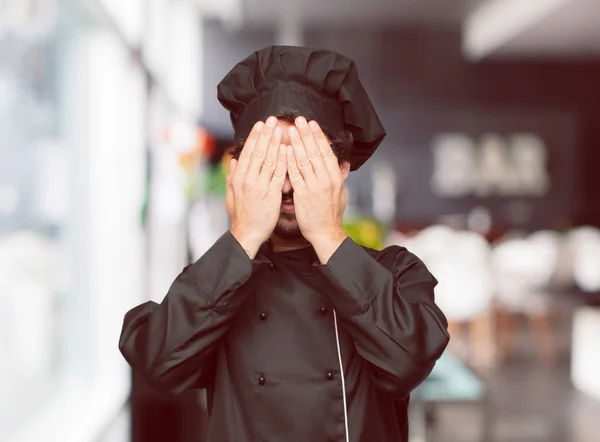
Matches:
[282,176,292,194]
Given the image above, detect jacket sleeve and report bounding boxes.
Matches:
[118,231,271,395]
[314,237,450,399]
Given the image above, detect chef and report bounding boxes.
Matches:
[119,45,450,442]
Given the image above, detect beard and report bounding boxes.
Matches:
[272,192,304,240]
[273,210,304,240]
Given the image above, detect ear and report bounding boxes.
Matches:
[340,160,351,181]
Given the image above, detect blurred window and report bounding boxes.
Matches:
[0,0,70,433]
[1,1,147,440]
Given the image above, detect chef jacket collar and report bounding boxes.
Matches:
[259,240,320,267]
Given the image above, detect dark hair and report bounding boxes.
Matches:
[228,108,353,167]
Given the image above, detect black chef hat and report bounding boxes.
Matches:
[216,45,386,171]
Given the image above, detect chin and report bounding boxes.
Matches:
[273,221,304,240]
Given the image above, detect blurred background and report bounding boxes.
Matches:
[1,0,600,441]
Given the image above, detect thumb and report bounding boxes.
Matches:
[227,158,237,182]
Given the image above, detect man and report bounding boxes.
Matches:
[119,46,449,442]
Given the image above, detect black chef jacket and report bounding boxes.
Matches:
[119,230,449,442]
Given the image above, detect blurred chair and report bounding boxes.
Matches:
[534,229,577,291]
[568,226,600,293]
[491,232,560,363]
[405,227,496,368]
[567,227,600,401]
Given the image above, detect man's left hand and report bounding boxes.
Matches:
[286,117,347,244]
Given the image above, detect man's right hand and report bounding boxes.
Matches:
[226,116,287,258]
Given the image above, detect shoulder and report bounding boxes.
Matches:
[359,243,422,269]
[359,243,436,282]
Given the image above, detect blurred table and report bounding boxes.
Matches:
[410,351,493,442]
[569,292,600,401]
[550,289,600,401]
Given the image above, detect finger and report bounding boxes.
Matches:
[295,117,326,179]
[288,125,316,184]
[286,145,305,191]
[257,125,283,186]
[247,116,277,179]
[309,120,340,177]
[235,121,264,177]
[269,144,288,190]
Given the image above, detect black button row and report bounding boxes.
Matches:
[257,372,334,385]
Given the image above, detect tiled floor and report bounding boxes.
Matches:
[427,360,600,442]
[101,362,600,442]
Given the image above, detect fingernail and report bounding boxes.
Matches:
[254,122,264,131]
[309,121,319,131]
[288,127,298,137]
[266,116,277,127]
[296,117,307,128]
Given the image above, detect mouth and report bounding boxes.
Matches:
[281,201,294,210]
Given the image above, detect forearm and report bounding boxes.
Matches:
[333,285,449,396]
[314,238,450,396]
[118,230,271,393]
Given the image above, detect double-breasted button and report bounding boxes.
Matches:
[258,375,266,385]
[259,312,267,321]
[319,307,328,315]
[326,371,334,380]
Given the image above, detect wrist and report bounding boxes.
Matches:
[309,228,348,265]
[307,227,347,245]
[229,227,264,259]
